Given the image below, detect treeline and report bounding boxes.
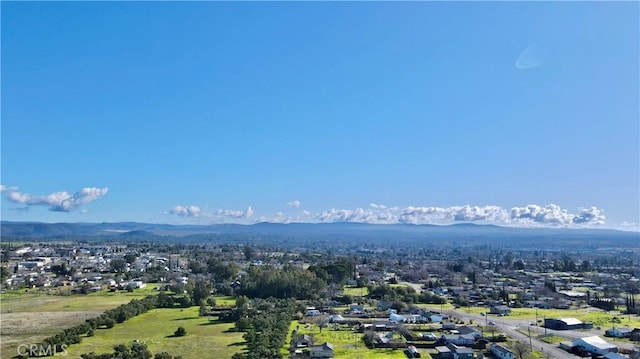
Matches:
[80,342,181,359]
[590,297,616,311]
[307,258,356,284]
[230,297,296,359]
[238,265,326,300]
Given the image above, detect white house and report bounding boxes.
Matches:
[309,342,334,358]
[490,343,515,359]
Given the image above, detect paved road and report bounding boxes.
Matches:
[400,282,637,355]
[448,310,574,358]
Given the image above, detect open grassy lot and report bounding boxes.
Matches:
[212,296,236,307]
[445,306,640,328]
[415,303,455,312]
[64,307,245,359]
[1,285,159,313]
[282,321,431,359]
[0,286,162,358]
[343,286,369,297]
[502,308,640,327]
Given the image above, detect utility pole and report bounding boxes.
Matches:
[528,327,533,351]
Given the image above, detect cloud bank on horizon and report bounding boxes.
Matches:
[1,185,108,213]
[167,201,606,228]
[0,184,610,228]
[168,204,254,221]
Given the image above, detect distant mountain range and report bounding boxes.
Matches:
[1,221,638,249]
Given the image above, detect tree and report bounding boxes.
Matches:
[110,259,127,273]
[199,302,207,317]
[174,326,187,337]
[124,254,138,264]
[130,342,152,359]
[511,341,532,359]
[0,266,8,283]
[191,278,212,306]
[244,246,257,261]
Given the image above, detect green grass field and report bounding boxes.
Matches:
[0,288,242,359]
[446,306,640,328]
[212,296,236,307]
[1,286,163,359]
[343,286,369,297]
[503,308,640,327]
[64,307,245,359]
[282,321,432,359]
[1,284,160,313]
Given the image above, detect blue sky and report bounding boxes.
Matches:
[1,2,638,229]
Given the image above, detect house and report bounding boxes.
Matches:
[457,326,483,340]
[293,334,314,348]
[436,345,453,359]
[441,334,476,346]
[572,336,617,355]
[424,313,443,323]
[489,305,511,316]
[544,318,593,330]
[445,343,474,359]
[438,344,474,359]
[490,343,515,359]
[306,308,321,316]
[309,342,334,358]
[605,327,633,338]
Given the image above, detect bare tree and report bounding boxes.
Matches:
[511,341,532,359]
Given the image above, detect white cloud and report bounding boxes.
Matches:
[315,203,605,227]
[1,185,108,212]
[287,200,302,208]
[572,206,605,224]
[510,204,580,225]
[0,185,17,192]
[168,204,253,222]
[164,200,606,228]
[216,206,253,219]
[170,205,204,218]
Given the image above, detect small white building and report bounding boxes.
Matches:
[572,336,618,355]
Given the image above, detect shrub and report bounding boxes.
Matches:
[174,326,187,337]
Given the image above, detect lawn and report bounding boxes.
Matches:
[212,295,236,307]
[343,286,369,297]
[282,321,431,359]
[64,307,245,359]
[1,285,160,313]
